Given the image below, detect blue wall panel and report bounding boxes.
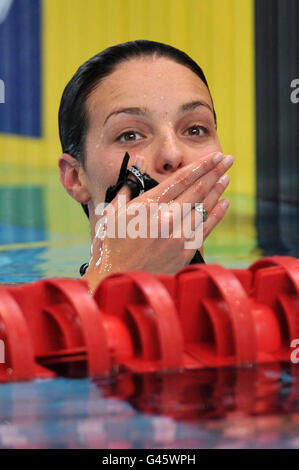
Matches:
[0,0,41,137]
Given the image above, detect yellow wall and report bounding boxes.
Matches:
[0,0,255,197]
[0,0,257,269]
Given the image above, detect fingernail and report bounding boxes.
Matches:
[221,199,230,210]
[213,153,224,164]
[218,174,230,186]
[223,155,234,168]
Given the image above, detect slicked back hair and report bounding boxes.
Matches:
[59,39,216,167]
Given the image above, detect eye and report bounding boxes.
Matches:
[185,125,208,137]
[117,130,143,142]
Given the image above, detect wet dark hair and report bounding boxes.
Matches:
[58,39,216,166]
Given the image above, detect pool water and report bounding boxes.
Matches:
[0,364,299,448]
[1,165,298,449]
[0,161,259,284]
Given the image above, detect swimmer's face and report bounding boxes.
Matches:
[80,56,222,208]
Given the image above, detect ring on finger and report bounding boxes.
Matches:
[194,203,208,222]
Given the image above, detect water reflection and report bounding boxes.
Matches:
[0,363,299,448]
[99,363,299,422]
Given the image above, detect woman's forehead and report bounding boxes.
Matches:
[86,56,213,122]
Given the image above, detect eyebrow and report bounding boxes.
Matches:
[103,100,214,126]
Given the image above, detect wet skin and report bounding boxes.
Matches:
[59,56,234,293]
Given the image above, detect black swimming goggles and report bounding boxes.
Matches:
[81,152,159,218]
[79,152,204,276]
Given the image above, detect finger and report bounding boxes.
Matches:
[141,151,224,204]
[177,206,205,255]
[199,173,230,215]
[151,156,231,242]
[202,198,230,240]
[174,155,233,209]
[109,155,147,212]
[179,171,230,239]
[180,198,230,259]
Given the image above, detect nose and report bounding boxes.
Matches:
[151,127,184,176]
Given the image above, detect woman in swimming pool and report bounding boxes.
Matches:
[58,40,233,294]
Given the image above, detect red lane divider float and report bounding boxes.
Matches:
[0,256,298,382]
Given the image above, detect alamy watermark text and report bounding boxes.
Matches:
[291,339,299,364]
[290,78,299,104]
[0,79,5,103]
[94,196,205,250]
[0,339,5,364]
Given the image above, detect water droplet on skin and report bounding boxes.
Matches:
[192,160,206,173]
[95,256,102,267]
[145,197,155,204]
[95,216,108,240]
[161,182,175,198]
[95,245,104,266]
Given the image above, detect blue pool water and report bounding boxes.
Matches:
[0,169,298,449]
[0,366,299,448]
